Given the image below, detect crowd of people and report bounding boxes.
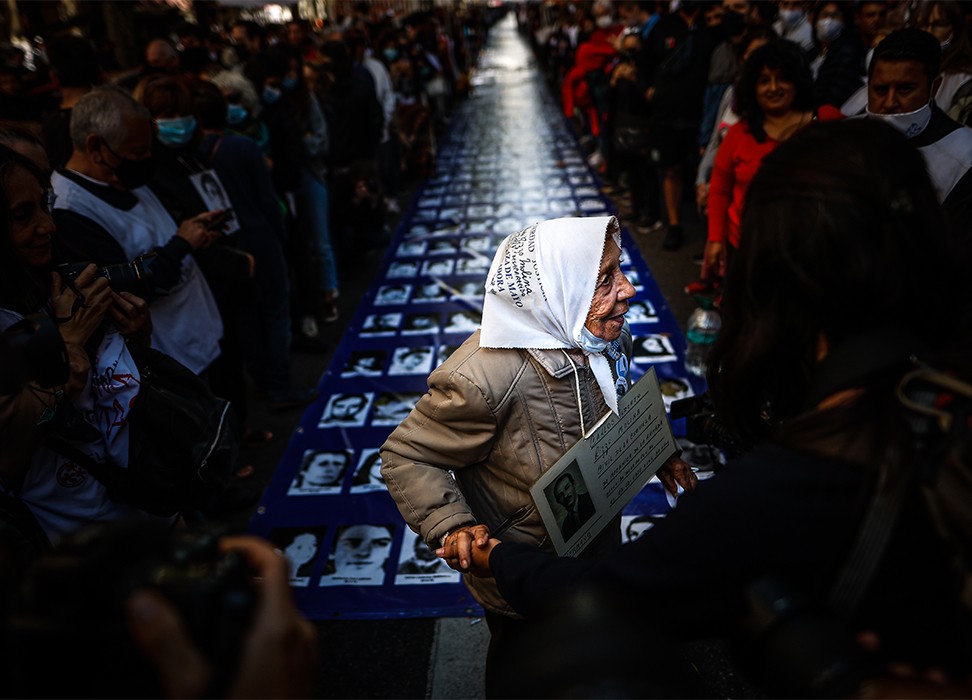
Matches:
[3,1,972,697]
[0,3,502,696]
[519,0,972,269]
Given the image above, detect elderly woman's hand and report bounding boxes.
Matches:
[437,524,490,573]
[657,454,698,497]
[437,535,499,578]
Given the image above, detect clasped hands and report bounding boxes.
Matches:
[435,455,699,578]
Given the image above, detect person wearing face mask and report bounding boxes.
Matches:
[772,0,815,52]
[914,0,972,125]
[866,27,972,244]
[51,85,223,378]
[807,1,863,108]
[207,69,271,158]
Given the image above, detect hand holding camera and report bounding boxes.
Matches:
[125,535,317,699]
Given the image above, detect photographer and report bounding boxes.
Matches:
[51,85,224,377]
[0,143,165,545]
[442,120,972,695]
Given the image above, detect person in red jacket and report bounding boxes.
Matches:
[702,39,842,283]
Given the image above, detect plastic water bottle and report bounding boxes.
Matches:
[684,297,721,377]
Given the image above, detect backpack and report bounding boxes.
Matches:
[48,343,239,516]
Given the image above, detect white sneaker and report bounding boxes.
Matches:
[301,316,319,338]
[587,150,604,169]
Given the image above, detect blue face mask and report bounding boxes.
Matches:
[281,76,298,91]
[226,103,248,125]
[262,84,282,104]
[383,47,399,62]
[155,115,197,148]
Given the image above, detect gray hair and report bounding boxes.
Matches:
[207,69,262,117]
[69,84,151,152]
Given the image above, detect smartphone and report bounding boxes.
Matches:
[207,208,235,231]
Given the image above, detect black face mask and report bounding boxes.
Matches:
[104,142,156,190]
[720,10,746,39]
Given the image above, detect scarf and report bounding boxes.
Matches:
[480,215,624,413]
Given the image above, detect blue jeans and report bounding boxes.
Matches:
[297,168,338,293]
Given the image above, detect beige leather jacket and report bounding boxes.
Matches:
[381,327,632,616]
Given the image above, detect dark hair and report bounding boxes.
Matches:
[192,80,227,131]
[133,74,193,118]
[0,145,50,315]
[46,35,99,88]
[264,43,312,122]
[869,28,941,83]
[913,0,972,76]
[810,0,857,42]
[351,452,384,486]
[707,119,969,444]
[734,39,815,142]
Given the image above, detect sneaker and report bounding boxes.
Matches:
[637,217,664,234]
[385,198,401,214]
[301,316,319,338]
[663,225,684,251]
[268,387,319,412]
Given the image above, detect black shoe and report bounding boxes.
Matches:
[663,225,684,251]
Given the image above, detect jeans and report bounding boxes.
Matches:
[297,168,338,293]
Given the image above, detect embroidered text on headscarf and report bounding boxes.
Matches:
[486,223,545,308]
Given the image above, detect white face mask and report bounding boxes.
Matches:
[779,8,805,27]
[815,17,843,43]
[596,15,613,28]
[866,101,932,138]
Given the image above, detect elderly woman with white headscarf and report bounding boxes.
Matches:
[380,215,695,693]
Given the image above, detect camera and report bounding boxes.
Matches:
[57,252,159,298]
[0,315,69,394]
[670,393,746,460]
[732,576,880,698]
[6,521,257,698]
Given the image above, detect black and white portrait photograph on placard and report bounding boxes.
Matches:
[412,282,447,303]
[341,349,387,377]
[455,257,490,275]
[463,235,492,252]
[288,449,352,495]
[318,392,373,428]
[388,261,420,279]
[546,462,595,541]
[633,334,677,364]
[395,529,459,584]
[371,392,422,426]
[445,311,481,334]
[361,313,402,336]
[269,527,328,587]
[396,241,427,257]
[189,170,240,233]
[350,449,386,493]
[626,300,658,324]
[621,514,663,543]
[387,346,434,376]
[452,281,484,300]
[402,313,439,335]
[319,523,395,587]
[428,239,459,256]
[659,377,693,411]
[421,259,455,277]
[375,284,411,306]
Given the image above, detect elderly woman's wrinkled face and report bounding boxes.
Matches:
[584,236,635,341]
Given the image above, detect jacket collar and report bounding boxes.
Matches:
[527,347,588,379]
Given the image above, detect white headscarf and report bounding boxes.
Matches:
[481,215,623,414]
